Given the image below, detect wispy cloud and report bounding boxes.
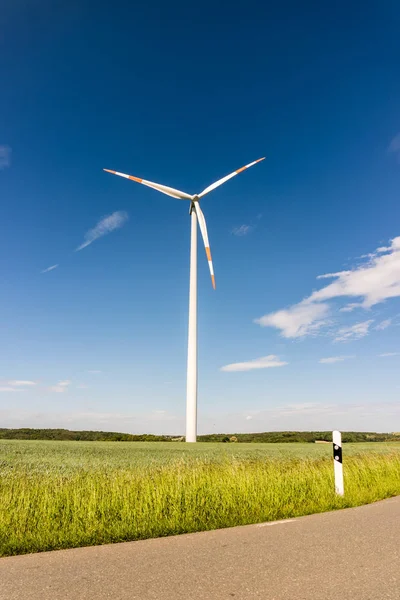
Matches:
[334,320,373,343]
[1,401,399,434]
[232,224,253,237]
[88,370,101,374]
[7,380,37,386]
[379,352,399,357]
[221,355,288,372]
[278,402,326,415]
[76,211,128,251]
[339,303,362,313]
[41,264,59,274]
[388,132,400,162]
[0,387,25,393]
[232,214,263,237]
[49,380,71,393]
[232,402,359,431]
[319,356,354,364]
[0,409,183,435]
[255,302,330,338]
[316,270,350,280]
[0,146,11,169]
[309,237,400,307]
[375,318,392,331]
[256,235,400,338]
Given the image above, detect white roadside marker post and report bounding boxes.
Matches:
[333,430,344,496]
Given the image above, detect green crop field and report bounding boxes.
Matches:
[1,440,399,557]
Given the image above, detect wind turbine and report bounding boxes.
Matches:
[104,157,265,442]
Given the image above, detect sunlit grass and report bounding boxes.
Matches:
[1,441,399,557]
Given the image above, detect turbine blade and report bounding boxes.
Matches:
[194,203,216,290]
[103,169,192,200]
[198,157,265,199]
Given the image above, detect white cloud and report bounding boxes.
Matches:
[256,235,400,338]
[388,132,400,162]
[0,409,183,435]
[255,302,329,338]
[41,264,59,274]
[319,356,353,364]
[7,380,36,386]
[76,384,89,389]
[0,387,24,393]
[0,146,11,169]
[76,211,128,251]
[246,415,253,420]
[49,380,71,393]
[88,370,101,374]
[308,237,400,307]
[375,318,392,331]
[334,320,373,343]
[232,224,253,237]
[1,401,400,435]
[339,303,362,313]
[197,401,400,433]
[379,352,399,357]
[278,402,324,414]
[316,270,350,280]
[221,354,288,372]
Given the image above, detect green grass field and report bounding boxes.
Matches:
[1,440,399,557]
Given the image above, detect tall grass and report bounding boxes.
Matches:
[1,442,399,557]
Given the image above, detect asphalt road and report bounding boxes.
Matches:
[1,496,399,600]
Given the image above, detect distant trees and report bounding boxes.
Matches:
[0,428,174,442]
[0,428,399,443]
[198,431,400,443]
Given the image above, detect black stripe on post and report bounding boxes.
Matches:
[333,443,343,464]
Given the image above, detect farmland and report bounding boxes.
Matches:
[1,440,399,557]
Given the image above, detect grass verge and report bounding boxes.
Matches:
[1,452,399,557]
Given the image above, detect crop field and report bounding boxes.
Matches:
[1,440,399,557]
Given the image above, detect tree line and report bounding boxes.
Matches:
[0,428,399,443]
[0,429,169,442]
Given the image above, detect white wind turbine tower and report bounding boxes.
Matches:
[104,157,265,442]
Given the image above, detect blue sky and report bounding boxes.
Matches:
[1,0,400,434]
